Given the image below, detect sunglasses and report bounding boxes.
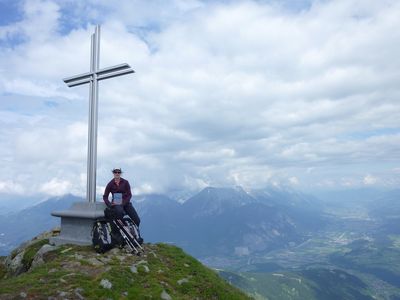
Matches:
[113,171,121,174]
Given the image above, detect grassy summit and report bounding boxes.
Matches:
[0,234,250,299]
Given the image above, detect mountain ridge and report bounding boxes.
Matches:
[0,186,323,258]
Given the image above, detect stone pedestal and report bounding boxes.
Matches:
[50,202,106,246]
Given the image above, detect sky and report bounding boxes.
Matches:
[0,0,399,199]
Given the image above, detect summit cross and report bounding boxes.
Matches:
[63,25,134,203]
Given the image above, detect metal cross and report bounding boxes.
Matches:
[63,25,134,203]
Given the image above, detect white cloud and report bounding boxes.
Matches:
[39,178,72,196]
[289,177,299,186]
[133,183,156,195]
[0,180,25,194]
[0,0,399,197]
[363,174,378,185]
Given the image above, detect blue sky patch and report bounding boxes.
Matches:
[0,0,23,26]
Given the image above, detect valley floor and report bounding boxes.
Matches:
[210,214,400,300]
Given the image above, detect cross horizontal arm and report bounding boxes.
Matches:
[63,72,92,86]
[65,77,92,87]
[63,63,134,88]
[97,68,134,81]
[96,63,133,76]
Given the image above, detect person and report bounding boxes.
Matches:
[103,168,141,226]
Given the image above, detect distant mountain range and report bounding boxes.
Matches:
[1,186,399,299]
[135,186,329,260]
[0,194,81,255]
[0,185,324,257]
[0,194,43,215]
[1,187,398,259]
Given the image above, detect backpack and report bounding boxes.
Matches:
[112,216,144,254]
[122,215,143,245]
[108,219,126,247]
[103,207,143,245]
[104,207,144,253]
[92,219,114,253]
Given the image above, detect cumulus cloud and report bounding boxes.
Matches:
[0,180,25,194]
[363,174,378,185]
[39,178,72,196]
[289,177,300,186]
[0,0,399,198]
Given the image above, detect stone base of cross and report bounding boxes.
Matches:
[50,25,134,246]
[50,201,106,245]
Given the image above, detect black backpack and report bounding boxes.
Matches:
[92,219,114,253]
[103,208,125,247]
[122,215,143,245]
[104,208,144,251]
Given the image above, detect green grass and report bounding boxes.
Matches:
[0,258,6,279]
[21,239,50,271]
[0,243,250,299]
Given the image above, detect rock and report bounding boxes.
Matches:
[160,281,169,287]
[123,245,133,253]
[74,254,84,260]
[116,255,126,262]
[5,250,25,275]
[98,257,111,263]
[161,290,172,300]
[49,268,58,273]
[75,291,84,300]
[130,260,149,273]
[85,257,104,266]
[31,244,58,269]
[74,288,85,300]
[130,265,138,273]
[184,263,190,267]
[177,278,189,285]
[108,248,121,255]
[100,279,112,289]
[4,233,61,275]
[20,292,27,298]
[61,260,81,269]
[142,265,150,273]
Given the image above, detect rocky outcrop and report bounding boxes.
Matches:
[0,230,250,299]
[3,230,59,276]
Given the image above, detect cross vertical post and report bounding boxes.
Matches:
[87,26,100,204]
[63,25,134,203]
